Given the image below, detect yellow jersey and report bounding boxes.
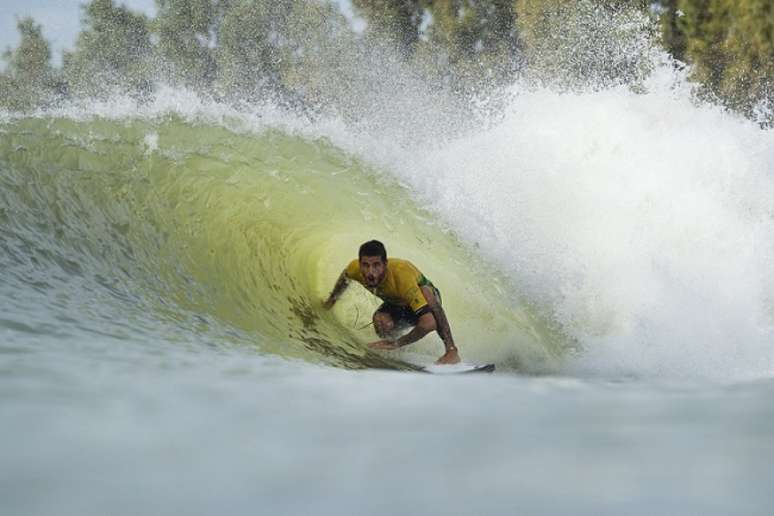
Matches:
[345,258,435,315]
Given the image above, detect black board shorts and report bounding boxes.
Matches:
[374,286,442,329]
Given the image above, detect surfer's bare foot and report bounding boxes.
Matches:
[435,348,461,365]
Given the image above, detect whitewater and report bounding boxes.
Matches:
[3,18,774,516]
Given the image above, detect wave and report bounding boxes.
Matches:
[2,40,773,382]
[0,113,562,371]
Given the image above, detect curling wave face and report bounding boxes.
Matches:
[0,116,563,371]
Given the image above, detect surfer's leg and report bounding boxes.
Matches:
[373,303,418,338]
[373,306,396,338]
[374,301,423,340]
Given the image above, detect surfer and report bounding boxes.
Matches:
[323,240,461,365]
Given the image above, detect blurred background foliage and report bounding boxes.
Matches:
[1,0,771,125]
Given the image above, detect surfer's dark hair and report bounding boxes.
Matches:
[359,240,387,262]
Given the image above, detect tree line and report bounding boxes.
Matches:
[1,0,771,125]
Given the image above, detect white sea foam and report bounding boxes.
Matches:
[379,67,774,381]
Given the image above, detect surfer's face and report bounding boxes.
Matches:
[360,255,386,288]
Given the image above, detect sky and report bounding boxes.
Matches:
[0,0,363,68]
[1,0,156,66]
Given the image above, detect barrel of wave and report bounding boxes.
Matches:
[138,120,561,371]
[1,116,562,371]
[315,227,564,373]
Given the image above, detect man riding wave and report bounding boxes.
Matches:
[323,240,461,365]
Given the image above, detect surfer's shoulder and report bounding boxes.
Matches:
[389,258,419,273]
[345,259,361,280]
[388,258,411,269]
[387,259,423,284]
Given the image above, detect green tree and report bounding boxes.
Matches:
[278,0,359,108]
[351,0,425,55]
[352,1,522,91]
[515,0,654,90]
[659,0,687,62]
[419,0,520,89]
[720,0,774,118]
[662,0,774,122]
[0,17,57,111]
[424,0,517,56]
[215,0,295,101]
[63,0,153,98]
[671,0,728,89]
[154,0,227,89]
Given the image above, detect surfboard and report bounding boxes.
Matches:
[420,363,495,374]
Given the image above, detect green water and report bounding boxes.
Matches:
[0,116,561,370]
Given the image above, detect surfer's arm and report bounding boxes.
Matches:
[323,271,349,309]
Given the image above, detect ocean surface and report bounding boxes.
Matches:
[3,8,774,515]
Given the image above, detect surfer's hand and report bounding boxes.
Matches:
[436,348,461,365]
[322,297,335,310]
[369,339,399,350]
